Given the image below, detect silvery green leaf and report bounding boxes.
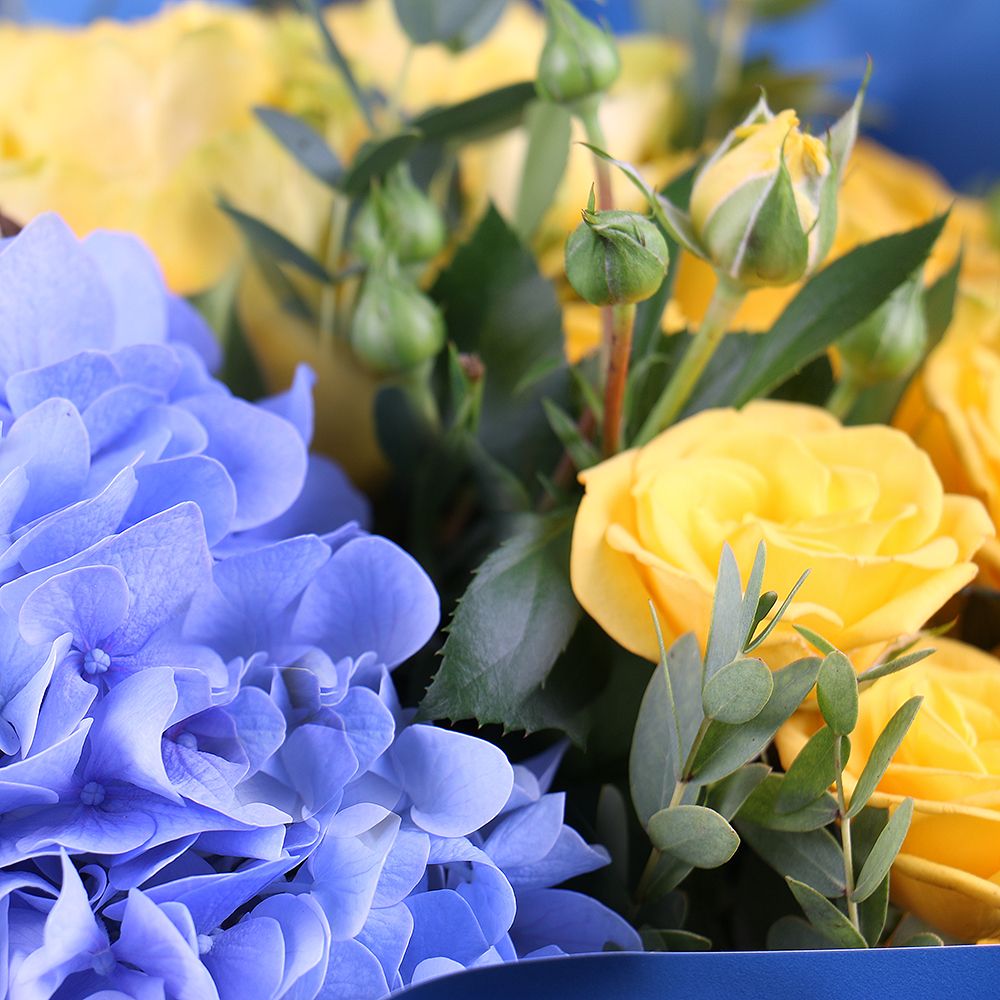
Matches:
[641,928,712,952]
[794,625,837,655]
[689,656,821,783]
[630,611,689,825]
[740,775,838,832]
[817,650,859,736]
[766,915,837,951]
[857,647,933,685]
[702,657,773,725]
[846,696,922,818]
[852,805,891,945]
[852,798,914,903]
[744,570,809,651]
[647,805,739,869]
[775,726,844,815]
[704,544,746,679]
[705,762,771,821]
[738,822,846,896]
[786,878,867,948]
[898,932,944,947]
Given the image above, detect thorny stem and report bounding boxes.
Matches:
[602,304,636,455]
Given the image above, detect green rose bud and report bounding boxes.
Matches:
[536,0,620,105]
[838,271,928,386]
[565,205,669,306]
[350,271,445,375]
[353,166,446,266]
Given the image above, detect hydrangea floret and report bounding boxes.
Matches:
[0,215,638,998]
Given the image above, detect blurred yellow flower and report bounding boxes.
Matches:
[571,400,992,667]
[674,140,1000,331]
[895,296,1000,585]
[777,637,1000,943]
[0,3,351,295]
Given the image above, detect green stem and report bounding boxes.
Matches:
[826,371,863,422]
[834,736,861,932]
[602,304,636,455]
[636,275,746,444]
[318,195,349,349]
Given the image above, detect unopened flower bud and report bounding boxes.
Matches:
[350,271,445,375]
[353,166,446,266]
[536,0,620,105]
[565,208,668,306]
[838,272,928,386]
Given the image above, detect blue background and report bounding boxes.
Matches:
[3,0,998,190]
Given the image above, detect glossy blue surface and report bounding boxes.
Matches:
[398,948,1000,1000]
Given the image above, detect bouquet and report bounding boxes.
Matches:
[0,0,998,994]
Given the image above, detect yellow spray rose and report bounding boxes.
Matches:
[777,637,1000,942]
[0,3,352,295]
[674,139,1000,332]
[571,400,993,667]
[895,296,1000,584]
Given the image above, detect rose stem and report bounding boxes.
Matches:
[603,304,637,455]
[635,273,745,444]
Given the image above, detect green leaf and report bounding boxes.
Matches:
[816,650,859,736]
[630,607,683,824]
[413,82,537,144]
[393,0,506,49]
[595,784,631,913]
[853,798,914,902]
[432,205,570,481]
[296,0,375,129]
[738,823,846,896]
[542,399,599,471]
[739,774,838,832]
[794,625,837,655]
[689,657,821,783]
[340,131,422,197]
[785,878,867,948]
[420,512,584,737]
[682,215,949,413]
[857,647,934,685]
[705,762,771,821]
[744,570,809,652]
[738,541,768,652]
[775,727,842,815]
[704,544,746,678]
[218,199,331,282]
[846,696,923,818]
[852,805,891,945]
[847,252,961,425]
[897,932,944,947]
[641,928,712,952]
[254,107,342,188]
[702,657,773,725]
[647,805,740,868]
[514,101,572,242]
[766,915,837,951]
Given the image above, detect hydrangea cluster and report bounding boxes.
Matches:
[0,215,638,998]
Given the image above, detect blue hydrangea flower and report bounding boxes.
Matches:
[0,214,638,998]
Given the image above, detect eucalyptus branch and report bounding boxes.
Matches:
[833,733,861,931]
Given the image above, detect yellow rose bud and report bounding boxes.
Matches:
[689,106,834,288]
[571,400,993,668]
[896,296,1000,585]
[776,637,1000,942]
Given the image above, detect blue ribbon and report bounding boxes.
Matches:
[400,948,1000,1000]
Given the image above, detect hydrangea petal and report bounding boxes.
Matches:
[392,727,513,838]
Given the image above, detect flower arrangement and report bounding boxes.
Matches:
[0,0,1000,993]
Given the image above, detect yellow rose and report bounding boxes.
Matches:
[895,296,1000,584]
[674,139,1000,331]
[0,3,353,295]
[571,400,992,667]
[776,637,1000,942]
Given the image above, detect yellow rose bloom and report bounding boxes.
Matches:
[777,637,1000,942]
[571,400,993,667]
[674,139,1000,331]
[0,3,352,295]
[895,296,1000,584]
